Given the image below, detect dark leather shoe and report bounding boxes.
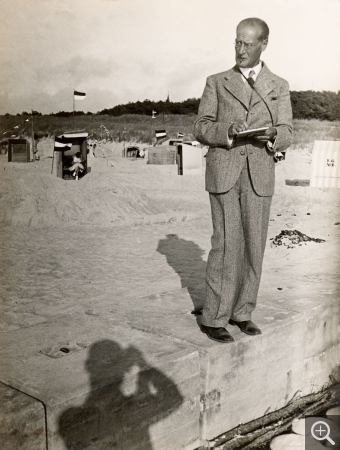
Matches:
[201,325,234,343]
[229,319,262,336]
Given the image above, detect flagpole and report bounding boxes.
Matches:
[150,118,152,146]
[151,110,156,146]
[73,90,75,131]
[31,110,35,161]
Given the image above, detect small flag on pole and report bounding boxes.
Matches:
[155,129,167,139]
[54,136,72,150]
[177,132,184,139]
[74,91,86,100]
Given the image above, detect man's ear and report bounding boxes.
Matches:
[261,39,268,52]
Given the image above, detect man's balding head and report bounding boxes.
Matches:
[237,18,269,41]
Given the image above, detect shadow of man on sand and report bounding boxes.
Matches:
[157,234,206,314]
[58,339,183,450]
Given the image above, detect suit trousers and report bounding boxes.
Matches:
[202,158,272,328]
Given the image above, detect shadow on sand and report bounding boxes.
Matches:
[58,339,183,450]
[157,234,206,314]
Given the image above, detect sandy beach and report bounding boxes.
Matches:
[1,140,339,230]
[1,141,339,333]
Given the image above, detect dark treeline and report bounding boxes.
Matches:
[6,91,340,121]
[290,91,340,121]
[98,91,340,121]
[98,98,200,116]
[98,92,340,121]
[51,111,94,117]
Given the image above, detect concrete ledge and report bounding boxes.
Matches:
[0,320,200,450]
[101,287,339,441]
[1,291,339,449]
[198,304,307,440]
[123,291,307,440]
[0,382,46,450]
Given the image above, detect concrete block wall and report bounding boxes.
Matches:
[301,297,340,395]
[198,302,308,440]
[0,319,201,450]
[0,382,46,450]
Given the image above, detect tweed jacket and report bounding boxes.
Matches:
[194,63,293,196]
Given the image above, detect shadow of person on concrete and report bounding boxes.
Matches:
[58,339,183,450]
[157,234,206,314]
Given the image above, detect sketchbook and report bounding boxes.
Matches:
[236,127,269,137]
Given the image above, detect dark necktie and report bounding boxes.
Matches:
[247,70,255,88]
[244,70,255,103]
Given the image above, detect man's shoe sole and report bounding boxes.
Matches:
[229,321,262,336]
[201,327,234,343]
[240,329,261,336]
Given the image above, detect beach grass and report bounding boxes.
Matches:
[291,119,340,150]
[1,114,339,147]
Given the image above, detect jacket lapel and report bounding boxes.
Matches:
[224,67,250,110]
[250,64,276,116]
[223,63,277,120]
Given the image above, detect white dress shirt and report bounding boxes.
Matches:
[239,60,262,83]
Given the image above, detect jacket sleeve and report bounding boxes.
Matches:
[193,76,233,149]
[272,79,293,152]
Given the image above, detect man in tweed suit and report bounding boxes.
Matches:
[194,18,292,343]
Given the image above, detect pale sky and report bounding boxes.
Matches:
[1,0,339,114]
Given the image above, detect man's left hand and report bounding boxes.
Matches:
[250,127,277,142]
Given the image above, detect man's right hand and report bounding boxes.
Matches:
[228,121,249,138]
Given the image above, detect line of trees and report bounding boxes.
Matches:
[5,91,340,121]
[98,98,200,116]
[98,91,340,121]
[290,91,340,121]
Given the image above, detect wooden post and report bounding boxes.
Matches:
[150,119,153,146]
[123,127,126,157]
[31,110,35,161]
[51,150,55,174]
[73,91,75,131]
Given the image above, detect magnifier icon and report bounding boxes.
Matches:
[311,421,335,445]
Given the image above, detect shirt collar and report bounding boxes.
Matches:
[239,61,262,82]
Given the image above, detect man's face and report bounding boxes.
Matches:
[235,24,267,68]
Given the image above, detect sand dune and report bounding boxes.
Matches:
[1,142,339,230]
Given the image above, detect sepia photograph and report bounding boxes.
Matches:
[0,0,339,449]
